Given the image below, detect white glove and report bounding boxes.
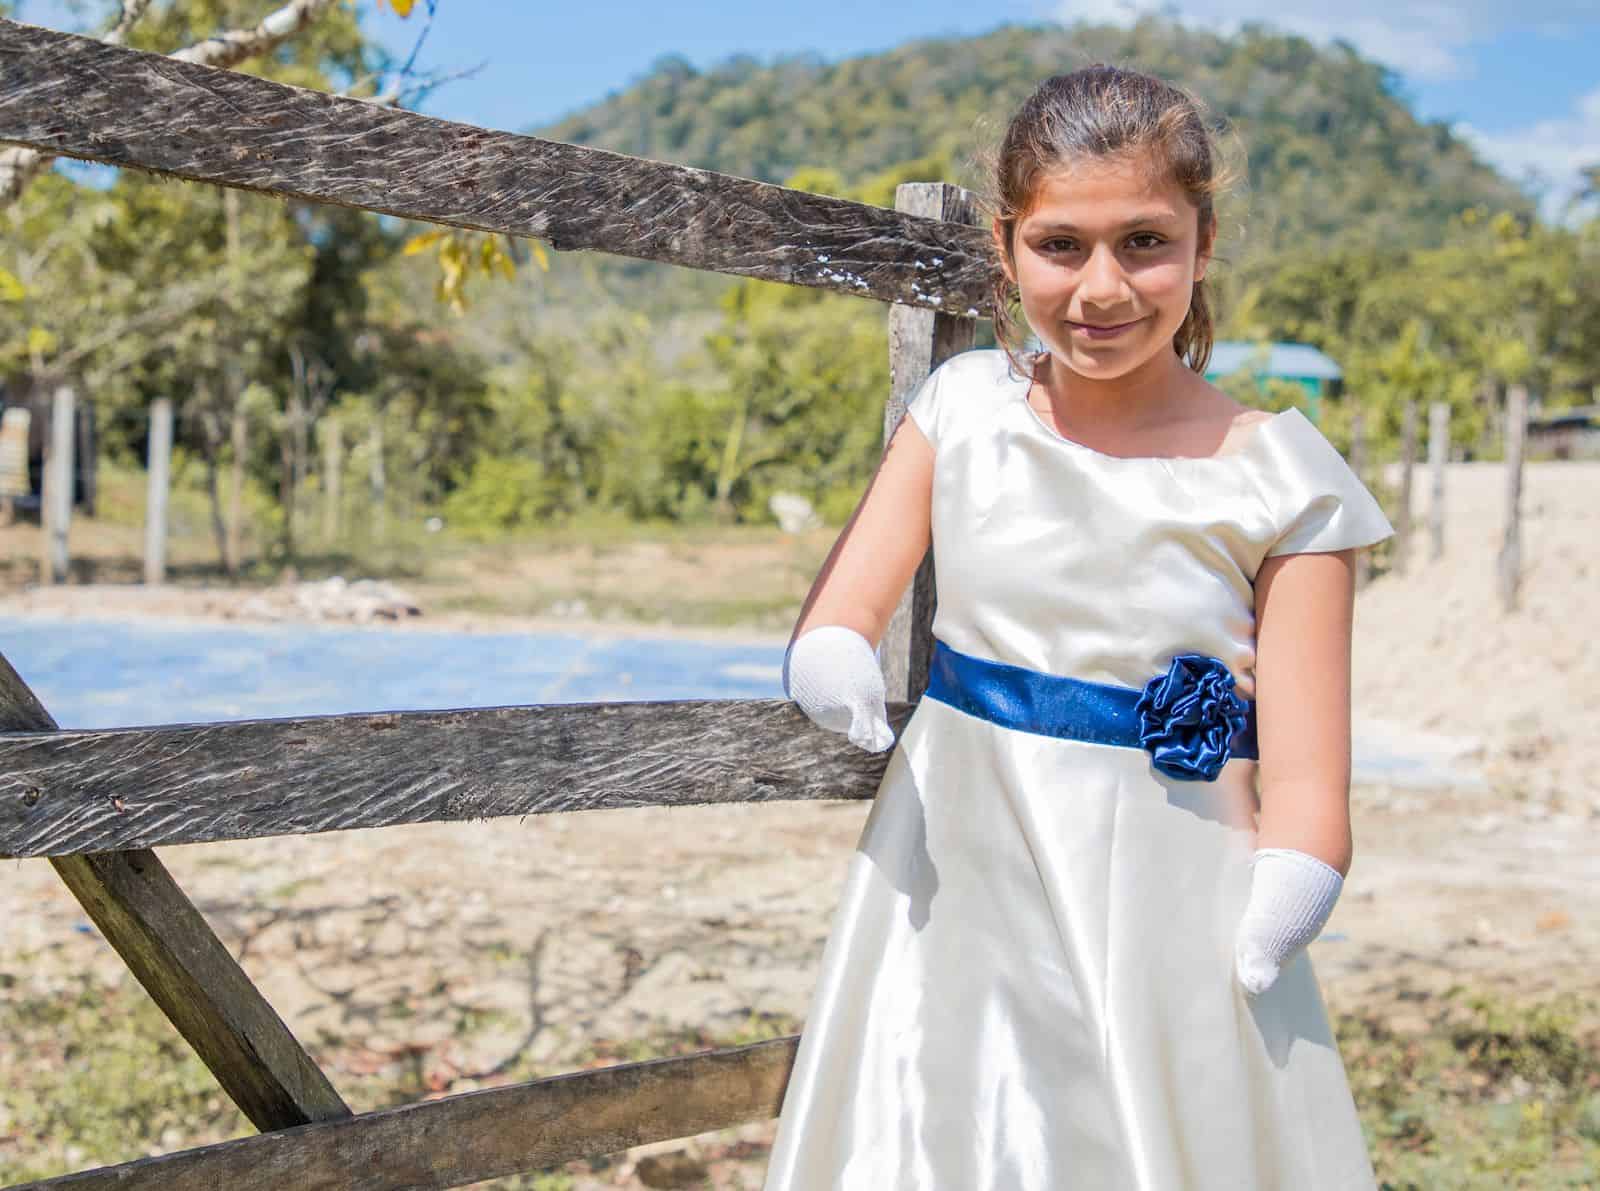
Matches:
[1233,847,1344,996]
[783,625,896,753]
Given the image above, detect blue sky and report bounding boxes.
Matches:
[16,0,1600,218]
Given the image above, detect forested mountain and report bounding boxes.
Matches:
[540,20,1530,264]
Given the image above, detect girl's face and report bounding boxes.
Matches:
[998,156,1212,382]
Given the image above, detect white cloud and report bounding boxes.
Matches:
[1054,1,1594,82]
[1458,87,1600,223]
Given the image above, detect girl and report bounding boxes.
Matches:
[764,67,1389,1189]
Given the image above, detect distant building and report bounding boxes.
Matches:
[1527,403,1600,460]
[1204,341,1342,424]
[0,384,98,515]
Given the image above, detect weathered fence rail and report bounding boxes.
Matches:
[0,18,993,316]
[0,699,904,858]
[0,16,967,1188]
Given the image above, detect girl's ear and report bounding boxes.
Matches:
[992,219,1017,284]
[1195,212,1217,283]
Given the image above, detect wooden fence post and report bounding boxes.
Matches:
[1393,400,1417,575]
[1427,401,1449,560]
[42,384,74,584]
[145,397,173,585]
[1348,406,1370,589]
[881,182,981,703]
[1497,384,1527,613]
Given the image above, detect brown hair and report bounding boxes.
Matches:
[988,66,1233,375]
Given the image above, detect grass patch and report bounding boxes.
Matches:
[1340,990,1600,1187]
[0,971,252,1183]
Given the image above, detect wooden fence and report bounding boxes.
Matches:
[1381,389,1532,611]
[0,17,982,1188]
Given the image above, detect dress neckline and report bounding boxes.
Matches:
[1008,362,1302,464]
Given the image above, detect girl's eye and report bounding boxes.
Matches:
[1039,234,1164,253]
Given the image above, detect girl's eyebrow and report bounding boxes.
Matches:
[1029,212,1180,232]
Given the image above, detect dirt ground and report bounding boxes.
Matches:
[2,460,1597,1186]
[5,782,1597,1185]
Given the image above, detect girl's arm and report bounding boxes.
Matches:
[1251,547,1359,876]
[780,414,935,752]
[1233,546,1359,995]
[789,414,936,652]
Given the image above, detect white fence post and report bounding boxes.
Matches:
[145,397,174,585]
[42,385,74,584]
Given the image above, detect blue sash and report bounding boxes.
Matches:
[924,639,1258,782]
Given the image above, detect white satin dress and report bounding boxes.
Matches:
[763,349,1393,1190]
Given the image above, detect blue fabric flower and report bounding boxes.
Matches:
[1134,654,1250,782]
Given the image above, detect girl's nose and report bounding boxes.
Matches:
[1077,243,1130,307]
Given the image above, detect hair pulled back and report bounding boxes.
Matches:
[990,66,1229,374]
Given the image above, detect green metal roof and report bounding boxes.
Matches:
[1205,341,1342,381]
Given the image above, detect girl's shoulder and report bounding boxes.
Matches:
[1247,409,1395,558]
[903,349,1025,449]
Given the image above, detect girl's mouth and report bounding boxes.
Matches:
[1068,317,1143,340]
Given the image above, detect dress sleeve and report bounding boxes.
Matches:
[1258,411,1395,557]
